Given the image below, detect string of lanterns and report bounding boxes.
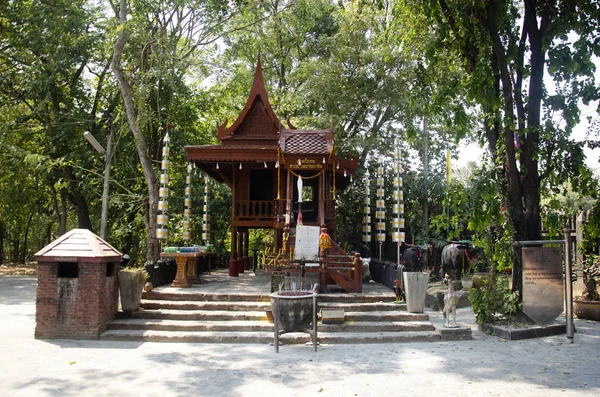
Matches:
[362,170,371,244]
[182,163,192,241]
[156,127,170,240]
[392,139,405,245]
[375,166,386,244]
[202,174,210,244]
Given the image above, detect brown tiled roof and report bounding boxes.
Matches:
[35,229,122,263]
[284,132,329,154]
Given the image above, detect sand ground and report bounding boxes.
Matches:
[1,276,599,397]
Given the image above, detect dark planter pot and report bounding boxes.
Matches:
[118,270,147,312]
[573,299,600,321]
[270,291,317,332]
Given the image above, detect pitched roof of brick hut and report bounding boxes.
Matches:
[35,228,122,263]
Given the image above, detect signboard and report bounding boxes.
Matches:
[522,247,564,325]
[294,225,321,262]
[288,158,324,170]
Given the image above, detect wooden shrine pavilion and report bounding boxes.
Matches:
[185,58,362,292]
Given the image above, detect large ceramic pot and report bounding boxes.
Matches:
[573,299,600,321]
[118,270,147,312]
[270,291,317,332]
[472,272,492,289]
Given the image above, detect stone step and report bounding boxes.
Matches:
[139,299,407,312]
[99,329,441,344]
[118,309,428,323]
[142,291,394,304]
[140,300,270,311]
[107,318,435,333]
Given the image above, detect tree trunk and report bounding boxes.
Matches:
[422,118,429,234]
[20,213,34,263]
[65,165,94,231]
[112,0,160,265]
[0,220,5,264]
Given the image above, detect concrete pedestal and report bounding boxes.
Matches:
[171,256,191,288]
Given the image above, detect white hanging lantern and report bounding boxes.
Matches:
[158,200,168,211]
[156,228,168,239]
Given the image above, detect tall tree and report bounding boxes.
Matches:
[0,0,115,245]
[399,0,600,294]
[110,0,244,264]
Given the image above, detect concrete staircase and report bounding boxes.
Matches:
[99,290,464,344]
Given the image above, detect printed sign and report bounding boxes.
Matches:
[522,247,564,325]
[294,225,321,262]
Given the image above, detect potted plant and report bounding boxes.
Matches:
[118,266,148,312]
[574,202,600,321]
[472,256,492,289]
[461,272,473,289]
[573,254,600,321]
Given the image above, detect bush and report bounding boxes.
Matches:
[469,275,521,324]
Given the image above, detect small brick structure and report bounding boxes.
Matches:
[34,229,121,339]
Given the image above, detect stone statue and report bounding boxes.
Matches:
[443,284,458,328]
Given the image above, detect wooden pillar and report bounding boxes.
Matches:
[237,229,244,273]
[229,164,239,277]
[229,226,238,277]
[318,171,325,227]
[244,229,250,270]
[286,169,293,225]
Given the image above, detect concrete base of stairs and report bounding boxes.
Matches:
[103,269,472,344]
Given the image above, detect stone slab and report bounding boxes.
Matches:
[321,309,345,324]
[479,322,566,341]
[438,325,472,341]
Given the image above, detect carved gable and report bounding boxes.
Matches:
[235,98,279,138]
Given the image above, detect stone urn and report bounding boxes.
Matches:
[270,291,317,332]
[118,269,147,312]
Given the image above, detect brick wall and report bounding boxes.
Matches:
[35,261,119,339]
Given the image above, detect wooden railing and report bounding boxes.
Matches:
[235,200,284,222]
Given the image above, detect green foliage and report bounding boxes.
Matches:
[469,276,521,325]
